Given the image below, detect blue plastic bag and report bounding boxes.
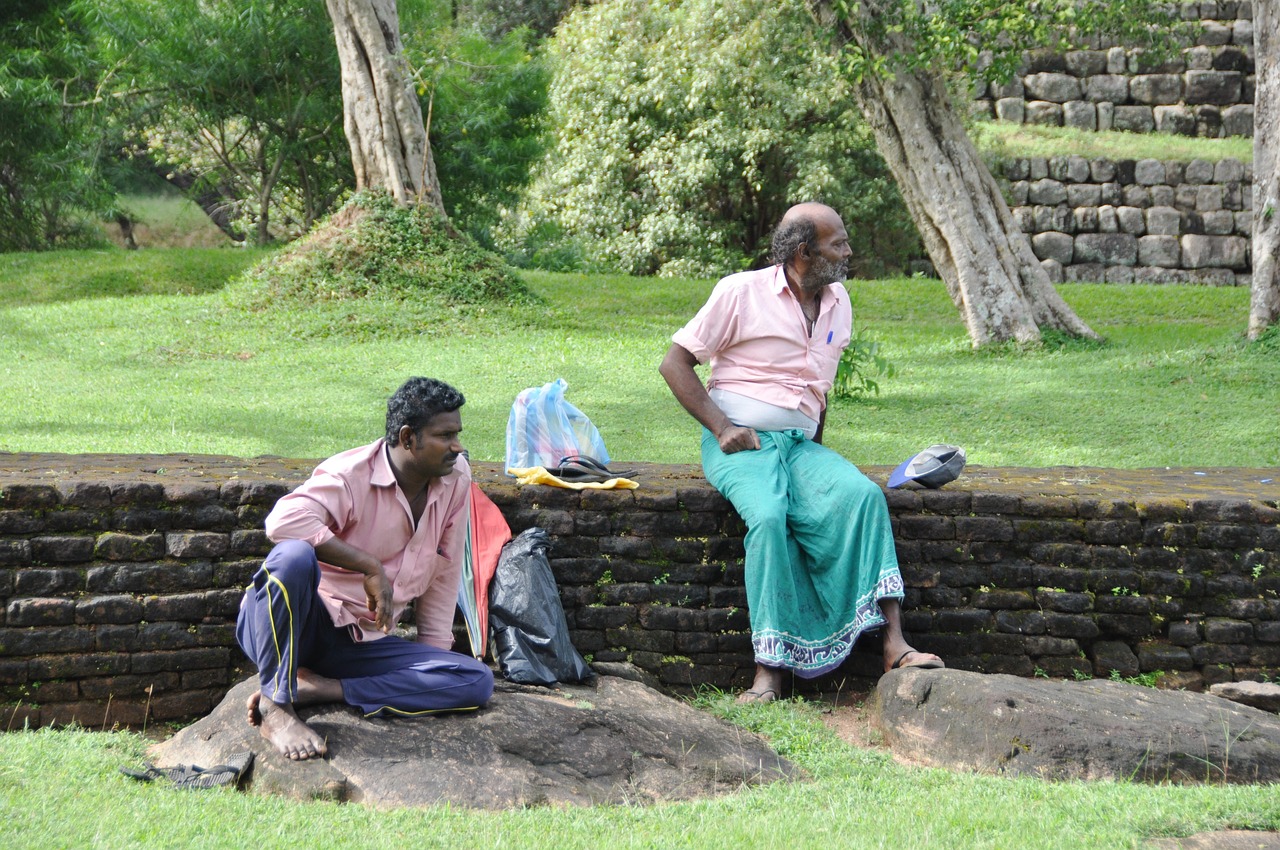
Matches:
[505,379,609,474]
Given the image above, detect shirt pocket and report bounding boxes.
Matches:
[809,340,843,388]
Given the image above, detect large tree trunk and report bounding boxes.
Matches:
[1249,0,1280,340]
[812,1,1100,348]
[325,0,444,213]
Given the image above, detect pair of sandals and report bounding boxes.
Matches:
[121,750,253,789]
[547,455,635,483]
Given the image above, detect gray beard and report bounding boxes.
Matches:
[802,254,848,289]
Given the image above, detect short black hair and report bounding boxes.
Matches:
[385,377,465,446]
[769,215,818,266]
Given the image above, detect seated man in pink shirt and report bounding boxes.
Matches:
[236,377,493,760]
[660,202,943,704]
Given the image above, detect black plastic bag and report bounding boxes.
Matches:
[489,527,594,685]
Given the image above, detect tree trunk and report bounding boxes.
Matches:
[324,0,444,213]
[812,1,1100,347]
[1249,0,1280,340]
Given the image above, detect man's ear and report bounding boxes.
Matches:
[398,424,417,448]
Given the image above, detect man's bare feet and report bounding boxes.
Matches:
[257,699,328,761]
[736,664,785,704]
[244,669,345,759]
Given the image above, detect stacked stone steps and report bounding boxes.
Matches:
[974,2,1255,138]
[1001,154,1253,285]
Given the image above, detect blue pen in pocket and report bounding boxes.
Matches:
[827,331,833,344]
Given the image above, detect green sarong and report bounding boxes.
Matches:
[701,428,903,677]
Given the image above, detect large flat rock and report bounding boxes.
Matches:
[875,668,1280,783]
[150,675,797,808]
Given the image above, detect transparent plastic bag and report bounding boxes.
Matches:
[504,378,609,474]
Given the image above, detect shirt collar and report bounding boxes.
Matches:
[771,264,848,311]
[372,438,398,488]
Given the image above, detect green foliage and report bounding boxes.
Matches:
[403,19,550,250]
[453,0,574,39]
[1109,669,1162,688]
[226,191,538,338]
[831,323,896,400]
[830,0,1184,85]
[503,0,917,278]
[83,0,349,244]
[0,0,116,250]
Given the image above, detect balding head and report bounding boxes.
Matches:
[770,203,844,267]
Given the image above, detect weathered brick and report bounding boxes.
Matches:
[995,610,1047,634]
[6,598,76,626]
[229,529,272,555]
[86,561,213,593]
[896,515,956,540]
[95,532,165,561]
[934,608,992,632]
[129,647,231,675]
[76,594,143,624]
[955,516,1014,542]
[1085,520,1143,545]
[31,536,95,563]
[1045,613,1100,639]
[141,593,208,622]
[1014,519,1086,543]
[1036,590,1093,613]
[1203,618,1253,643]
[0,511,43,534]
[1136,642,1194,672]
[0,540,32,565]
[0,484,60,509]
[28,652,130,679]
[573,606,637,629]
[1,625,96,654]
[165,532,229,559]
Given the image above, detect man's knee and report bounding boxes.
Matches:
[256,539,318,588]
[459,656,495,707]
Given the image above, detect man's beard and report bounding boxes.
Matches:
[802,253,848,289]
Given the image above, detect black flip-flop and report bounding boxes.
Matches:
[550,455,635,483]
[121,750,254,789]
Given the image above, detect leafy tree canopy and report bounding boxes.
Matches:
[504,0,916,278]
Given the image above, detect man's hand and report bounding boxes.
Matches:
[717,424,760,454]
[363,569,395,633]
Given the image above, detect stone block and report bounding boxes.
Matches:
[1112,105,1155,133]
[1214,158,1246,183]
[1185,45,1214,71]
[1129,74,1183,104]
[1148,185,1176,207]
[990,77,1024,99]
[1106,46,1128,74]
[995,98,1025,124]
[1121,185,1152,208]
[1186,70,1242,104]
[1137,643,1194,672]
[1040,258,1064,284]
[1203,209,1236,235]
[1154,105,1197,135]
[1024,72,1081,103]
[1027,179,1068,206]
[1196,183,1226,211]
[1073,233,1138,266]
[1097,205,1119,232]
[1089,159,1117,183]
[1072,207,1098,233]
[1062,101,1096,130]
[1064,50,1108,77]
[1091,640,1139,676]
[1181,234,1248,269]
[1221,104,1253,137]
[1097,101,1115,131]
[31,536,95,564]
[7,597,76,626]
[1138,235,1182,268]
[1066,185,1102,210]
[1025,101,1063,126]
[1198,21,1233,47]
[1031,232,1074,264]
[1145,206,1182,235]
[1117,206,1147,234]
[95,532,164,561]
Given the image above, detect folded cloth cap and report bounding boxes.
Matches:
[887,445,966,489]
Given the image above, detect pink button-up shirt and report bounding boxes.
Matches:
[672,265,852,422]
[264,439,469,648]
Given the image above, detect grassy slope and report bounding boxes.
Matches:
[0,258,1273,468]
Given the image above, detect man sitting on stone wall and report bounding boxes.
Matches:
[659,202,943,703]
[236,377,493,760]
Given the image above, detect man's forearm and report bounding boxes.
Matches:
[313,537,382,577]
[659,344,732,436]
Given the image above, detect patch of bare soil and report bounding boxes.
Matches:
[809,679,890,752]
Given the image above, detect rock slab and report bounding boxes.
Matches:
[875,668,1280,783]
[150,676,797,808]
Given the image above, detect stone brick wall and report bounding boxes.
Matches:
[973,4,1255,137]
[1001,155,1253,285]
[1,454,1277,729]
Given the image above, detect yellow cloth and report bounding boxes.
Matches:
[507,466,639,490]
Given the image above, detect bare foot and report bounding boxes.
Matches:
[257,699,328,761]
[246,668,345,734]
[736,664,785,704]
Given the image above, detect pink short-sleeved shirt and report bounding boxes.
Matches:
[264,439,469,648]
[672,265,852,422]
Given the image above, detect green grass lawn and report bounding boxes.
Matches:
[2,249,1278,847]
[0,252,1275,468]
[2,697,1277,850]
